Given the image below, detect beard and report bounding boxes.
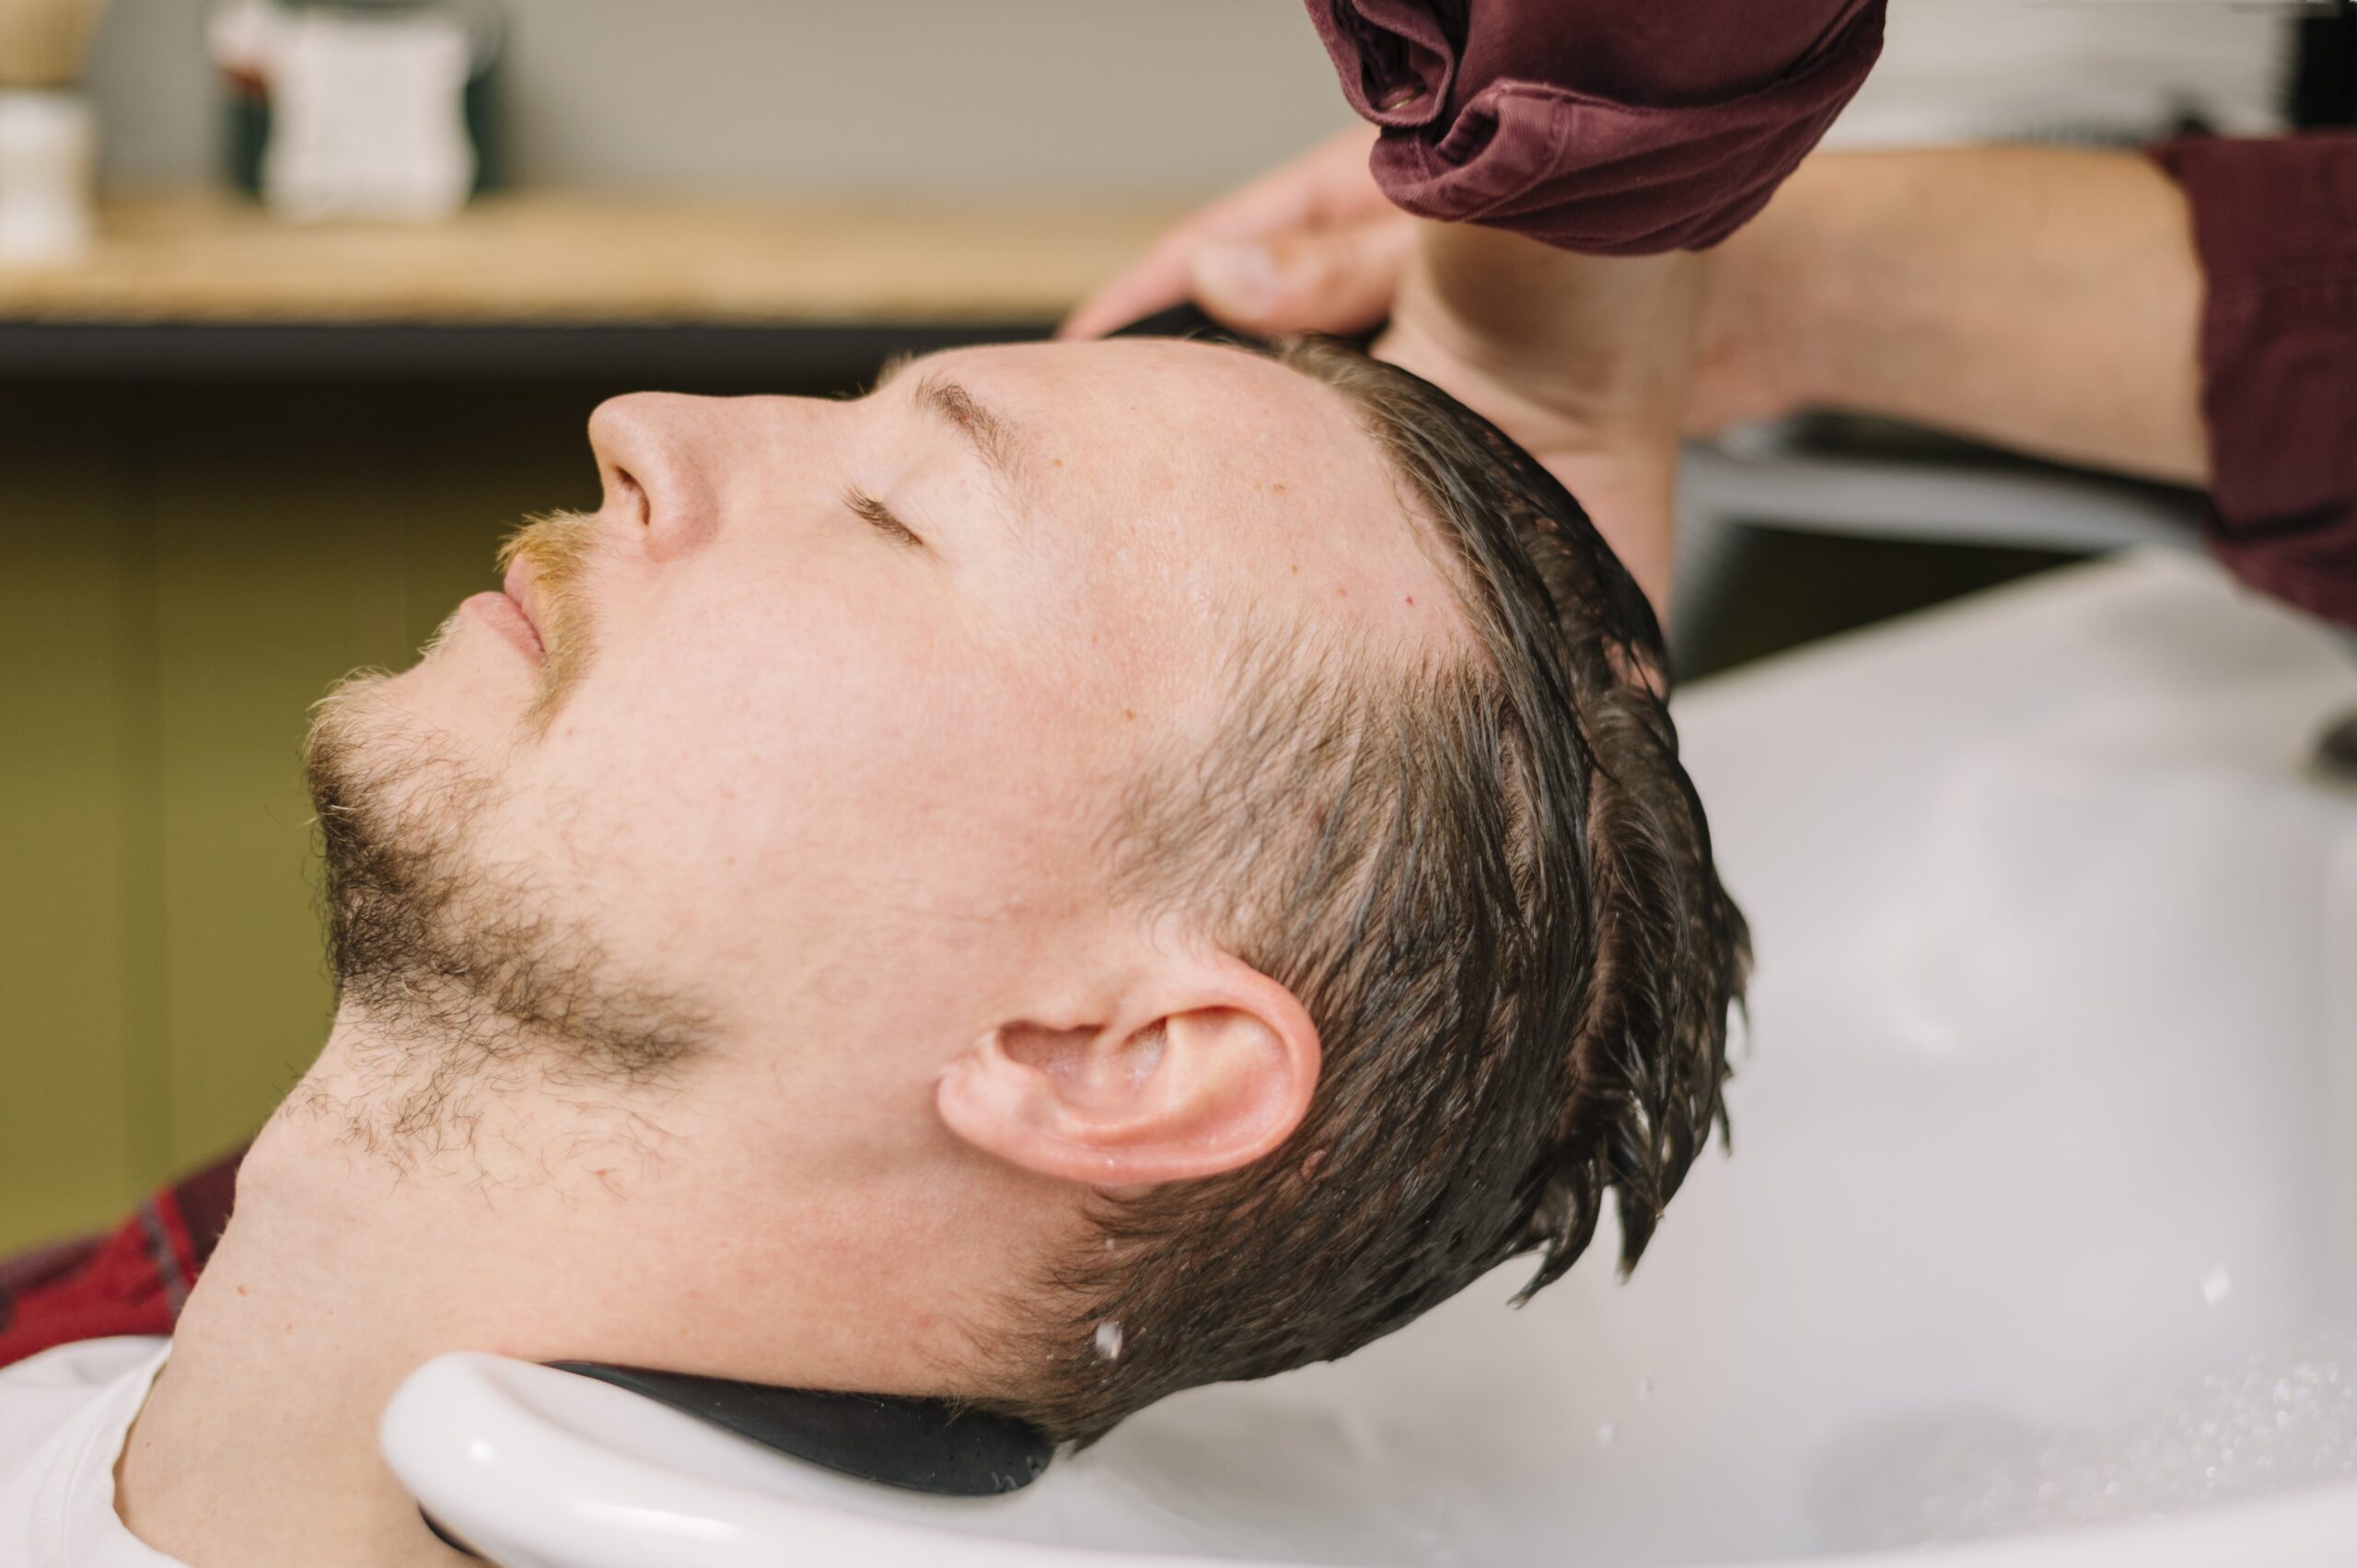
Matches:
[297,517,712,1160]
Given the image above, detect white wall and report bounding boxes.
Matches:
[1827,0,2290,147]
[83,0,2296,198]
[86,0,1355,196]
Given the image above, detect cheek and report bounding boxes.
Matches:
[498,579,1070,999]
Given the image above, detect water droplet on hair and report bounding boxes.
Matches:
[1094,1320,1124,1360]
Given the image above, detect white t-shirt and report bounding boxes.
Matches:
[0,1338,180,1566]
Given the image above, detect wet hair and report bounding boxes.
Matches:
[981,337,1750,1446]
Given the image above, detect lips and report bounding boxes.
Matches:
[501,556,549,659]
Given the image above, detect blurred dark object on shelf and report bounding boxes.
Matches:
[2292,3,2356,126]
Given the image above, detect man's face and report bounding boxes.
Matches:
[319,340,1448,1160]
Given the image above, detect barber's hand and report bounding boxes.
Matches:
[1379,229,1702,616]
[1058,126,1411,341]
[1063,132,1701,617]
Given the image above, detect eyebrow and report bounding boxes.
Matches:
[873,354,1035,516]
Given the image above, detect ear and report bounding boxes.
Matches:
[935,960,1320,1187]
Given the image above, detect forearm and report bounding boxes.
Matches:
[1738,146,2209,486]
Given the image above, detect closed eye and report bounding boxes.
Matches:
[842,485,928,551]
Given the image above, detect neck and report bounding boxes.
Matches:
[115,1062,494,1566]
[112,1008,1011,1568]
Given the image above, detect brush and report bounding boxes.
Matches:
[0,0,110,265]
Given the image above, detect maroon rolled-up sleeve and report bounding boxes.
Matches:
[1304,0,1886,255]
[2149,134,2357,631]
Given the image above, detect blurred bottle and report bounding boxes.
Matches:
[208,0,504,222]
[0,0,110,267]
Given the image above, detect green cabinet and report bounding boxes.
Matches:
[0,382,593,1251]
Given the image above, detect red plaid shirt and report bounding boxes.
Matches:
[0,1148,245,1369]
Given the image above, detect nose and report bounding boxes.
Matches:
[586,392,728,561]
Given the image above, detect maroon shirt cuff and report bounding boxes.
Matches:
[1305,0,1885,255]
[2151,134,2357,631]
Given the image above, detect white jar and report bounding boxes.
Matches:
[261,6,479,223]
[0,90,97,268]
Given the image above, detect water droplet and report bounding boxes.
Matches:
[1094,1320,1124,1360]
[2200,1265,2233,1307]
[1596,1422,1617,1447]
[1636,1376,1654,1402]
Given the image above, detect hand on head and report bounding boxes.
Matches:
[1058,127,1405,343]
[1062,130,1706,617]
[1087,135,2225,573]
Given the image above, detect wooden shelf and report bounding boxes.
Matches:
[0,191,1186,327]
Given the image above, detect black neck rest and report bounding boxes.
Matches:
[544,1361,1053,1495]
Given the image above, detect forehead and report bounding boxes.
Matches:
[923,339,1457,656]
